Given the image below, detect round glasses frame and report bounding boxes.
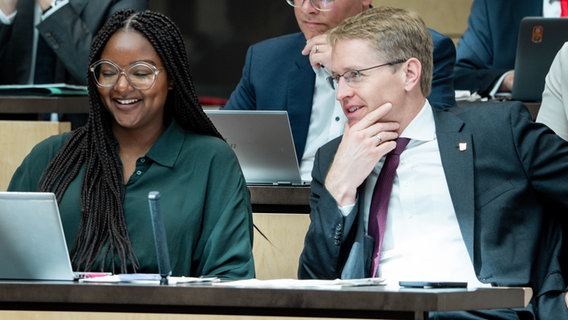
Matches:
[90,59,163,90]
[326,59,407,89]
[285,0,334,12]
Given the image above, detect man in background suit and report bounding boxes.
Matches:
[298,6,567,319]
[454,0,565,98]
[0,0,147,126]
[0,0,147,84]
[224,0,456,182]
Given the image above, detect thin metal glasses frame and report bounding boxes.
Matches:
[326,59,407,89]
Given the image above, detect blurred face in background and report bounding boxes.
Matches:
[291,0,372,39]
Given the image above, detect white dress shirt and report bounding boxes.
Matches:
[299,66,346,181]
[537,42,568,140]
[544,0,562,17]
[359,101,490,288]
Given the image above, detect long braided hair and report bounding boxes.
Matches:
[38,9,221,273]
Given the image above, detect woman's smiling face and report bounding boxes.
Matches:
[96,30,170,131]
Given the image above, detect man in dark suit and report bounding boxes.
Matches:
[0,0,147,85]
[454,0,544,97]
[224,0,456,181]
[298,6,567,319]
[0,0,147,126]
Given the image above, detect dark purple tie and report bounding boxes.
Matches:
[368,138,410,277]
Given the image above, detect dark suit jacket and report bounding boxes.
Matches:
[0,0,147,85]
[298,101,568,319]
[224,30,456,162]
[454,0,542,96]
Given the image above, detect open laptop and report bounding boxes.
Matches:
[511,17,568,102]
[205,110,307,185]
[0,192,76,281]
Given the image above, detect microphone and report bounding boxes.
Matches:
[148,191,172,285]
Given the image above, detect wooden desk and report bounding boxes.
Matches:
[0,96,89,114]
[0,96,220,114]
[0,281,531,320]
[523,102,540,120]
[249,185,311,213]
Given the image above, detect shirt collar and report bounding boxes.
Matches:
[145,121,185,168]
[314,65,332,78]
[400,100,436,142]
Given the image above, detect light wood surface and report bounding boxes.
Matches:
[374,0,473,43]
[253,213,310,280]
[0,121,71,191]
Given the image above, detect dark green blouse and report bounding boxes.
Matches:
[8,121,255,280]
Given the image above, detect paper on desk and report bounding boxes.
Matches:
[212,278,385,289]
[455,90,485,102]
[78,273,219,285]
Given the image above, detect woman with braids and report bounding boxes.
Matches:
[8,9,255,280]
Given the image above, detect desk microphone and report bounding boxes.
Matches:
[148,191,172,285]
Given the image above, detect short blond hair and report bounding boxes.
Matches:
[328,7,433,97]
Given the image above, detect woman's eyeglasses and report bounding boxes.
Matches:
[90,60,163,90]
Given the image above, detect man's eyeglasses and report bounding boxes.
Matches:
[90,60,163,90]
[286,0,334,12]
[326,59,407,89]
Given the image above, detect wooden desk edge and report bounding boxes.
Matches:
[248,185,311,213]
[0,282,533,317]
[0,96,89,114]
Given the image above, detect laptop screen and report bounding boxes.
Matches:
[0,192,76,280]
[205,110,307,185]
[512,17,568,102]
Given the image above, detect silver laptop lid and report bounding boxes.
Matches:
[0,192,75,280]
[512,17,568,102]
[205,110,305,185]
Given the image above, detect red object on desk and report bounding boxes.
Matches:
[199,96,228,106]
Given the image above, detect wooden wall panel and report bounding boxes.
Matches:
[373,0,473,43]
[0,121,71,191]
[252,213,310,280]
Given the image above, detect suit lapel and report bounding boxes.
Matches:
[433,109,475,260]
[10,0,36,82]
[287,37,315,161]
[69,0,89,14]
